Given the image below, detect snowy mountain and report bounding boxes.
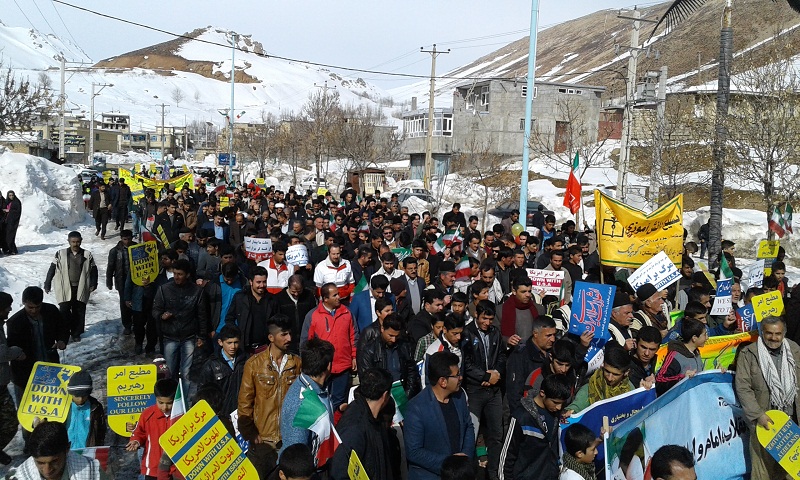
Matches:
[0,24,394,131]
[391,0,800,107]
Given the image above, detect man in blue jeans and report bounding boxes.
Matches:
[152,258,208,398]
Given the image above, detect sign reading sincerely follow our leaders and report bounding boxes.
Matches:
[160,400,256,479]
[107,365,157,437]
[18,362,81,431]
[757,409,800,480]
[128,241,159,287]
[526,269,564,296]
[594,190,684,267]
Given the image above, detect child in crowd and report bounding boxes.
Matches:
[198,324,246,417]
[560,424,601,480]
[655,318,707,396]
[127,378,178,480]
[266,444,316,480]
[441,454,476,480]
[65,370,106,449]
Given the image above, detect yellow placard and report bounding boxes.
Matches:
[752,290,785,322]
[128,241,159,287]
[255,177,266,186]
[156,225,171,249]
[317,187,329,196]
[757,240,780,259]
[18,362,81,432]
[159,400,257,479]
[102,171,112,182]
[107,365,157,437]
[219,195,230,207]
[594,190,684,267]
[119,169,194,203]
[757,410,800,479]
[348,449,370,480]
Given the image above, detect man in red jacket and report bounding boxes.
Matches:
[301,283,357,420]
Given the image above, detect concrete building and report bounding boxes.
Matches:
[400,79,605,179]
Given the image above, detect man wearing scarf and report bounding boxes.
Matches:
[497,276,543,348]
[565,345,653,415]
[736,316,800,479]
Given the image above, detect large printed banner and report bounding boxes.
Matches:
[594,190,683,267]
[119,169,194,202]
[561,387,656,465]
[655,331,757,371]
[605,372,749,480]
[159,400,256,479]
[128,241,159,287]
[18,362,81,431]
[107,365,157,437]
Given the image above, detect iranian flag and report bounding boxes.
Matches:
[170,378,186,425]
[433,229,462,254]
[358,221,371,233]
[563,151,582,215]
[785,203,794,235]
[353,273,368,294]
[75,446,109,471]
[390,380,409,423]
[454,256,472,282]
[769,206,786,238]
[719,254,734,281]
[292,388,340,466]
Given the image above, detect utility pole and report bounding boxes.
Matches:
[313,80,337,190]
[520,0,540,224]
[420,44,449,191]
[615,9,641,203]
[650,65,668,210]
[59,56,65,161]
[89,82,112,165]
[227,32,237,184]
[158,103,169,163]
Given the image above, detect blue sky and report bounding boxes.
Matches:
[5,0,645,88]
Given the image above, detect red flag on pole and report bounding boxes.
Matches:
[564,152,581,215]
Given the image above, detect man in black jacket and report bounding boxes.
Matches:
[356,315,421,401]
[330,368,395,480]
[152,259,207,395]
[153,200,184,247]
[107,230,133,334]
[89,182,112,240]
[224,266,275,354]
[462,300,507,480]
[6,287,69,404]
[274,275,316,355]
[505,316,557,414]
[406,289,445,343]
[199,324,247,416]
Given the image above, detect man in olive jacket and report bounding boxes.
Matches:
[735,315,800,480]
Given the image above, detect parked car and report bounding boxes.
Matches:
[489,200,554,227]
[396,187,435,205]
[300,175,329,192]
[78,169,101,184]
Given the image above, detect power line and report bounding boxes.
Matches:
[48,0,91,60]
[51,0,524,82]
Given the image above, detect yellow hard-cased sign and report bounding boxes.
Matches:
[107,365,157,437]
[757,410,800,480]
[102,171,112,182]
[159,400,257,479]
[348,450,370,480]
[752,290,785,322]
[18,362,81,432]
[594,190,684,268]
[757,240,780,259]
[255,177,266,186]
[219,195,230,208]
[317,187,329,196]
[128,241,159,286]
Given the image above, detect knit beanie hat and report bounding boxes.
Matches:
[636,283,658,302]
[67,371,93,397]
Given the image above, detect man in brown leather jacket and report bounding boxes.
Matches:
[237,313,301,477]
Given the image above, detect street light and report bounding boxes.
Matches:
[89,82,113,165]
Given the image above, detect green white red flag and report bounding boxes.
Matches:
[563,151,581,215]
[785,203,794,235]
[769,206,786,239]
[433,229,462,254]
[292,387,340,466]
[454,255,472,282]
[170,378,186,425]
[390,380,409,423]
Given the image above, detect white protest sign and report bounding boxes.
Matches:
[710,296,733,316]
[745,259,765,289]
[526,269,564,296]
[286,244,309,267]
[244,237,272,262]
[626,251,681,291]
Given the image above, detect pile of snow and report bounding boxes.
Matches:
[0,152,85,245]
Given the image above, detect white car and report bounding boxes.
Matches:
[78,169,101,184]
[300,176,329,192]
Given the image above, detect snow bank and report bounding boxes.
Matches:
[0,152,85,244]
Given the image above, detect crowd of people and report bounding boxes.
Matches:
[2,173,798,480]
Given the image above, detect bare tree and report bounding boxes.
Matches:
[529,95,615,179]
[451,135,515,229]
[276,111,306,186]
[726,44,800,238]
[171,86,185,107]
[0,61,54,136]
[234,110,279,177]
[333,103,404,173]
[298,90,342,185]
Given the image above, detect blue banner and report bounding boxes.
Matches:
[560,387,656,466]
[736,304,757,332]
[568,281,616,341]
[605,372,749,480]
